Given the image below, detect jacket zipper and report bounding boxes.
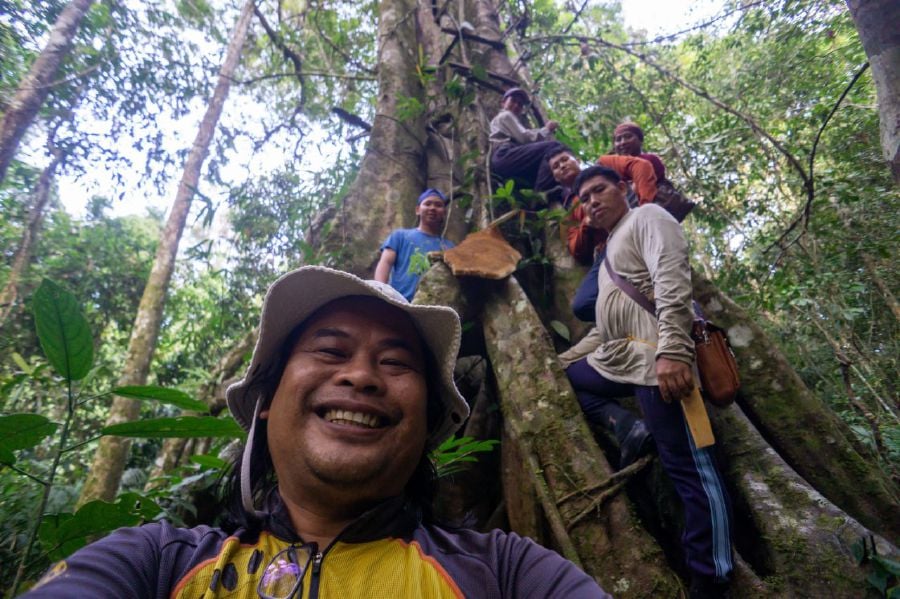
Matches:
[306,550,323,599]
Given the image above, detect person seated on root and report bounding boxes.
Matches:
[22,266,610,598]
[375,188,455,301]
[558,165,734,599]
[547,147,657,265]
[613,121,667,181]
[547,147,607,266]
[489,87,568,198]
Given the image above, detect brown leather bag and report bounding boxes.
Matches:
[691,320,740,407]
[604,258,740,407]
[654,179,696,223]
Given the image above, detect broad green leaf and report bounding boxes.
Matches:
[32,279,94,381]
[0,414,58,463]
[102,416,244,439]
[112,385,207,412]
[38,493,161,560]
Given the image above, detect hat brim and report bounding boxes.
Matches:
[225,266,467,449]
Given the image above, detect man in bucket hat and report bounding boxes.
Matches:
[23,266,609,598]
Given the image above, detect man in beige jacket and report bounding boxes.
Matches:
[559,165,733,599]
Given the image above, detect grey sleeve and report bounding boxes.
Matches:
[637,207,694,364]
[491,111,552,144]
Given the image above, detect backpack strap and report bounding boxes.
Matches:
[603,256,656,316]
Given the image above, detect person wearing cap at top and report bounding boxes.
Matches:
[612,121,667,182]
[489,87,568,195]
[22,266,610,598]
[374,188,455,302]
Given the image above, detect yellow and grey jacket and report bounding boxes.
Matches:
[25,495,609,598]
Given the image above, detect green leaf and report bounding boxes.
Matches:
[550,320,571,342]
[38,493,161,560]
[112,385,207,412]
[873,555,900,576]
[32,279,94,381]
[11,352,32,375]
[0,414,58,464]
[102,416,244,439]
[189,454,227,469]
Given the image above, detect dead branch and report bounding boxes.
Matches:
[332,107,372,131]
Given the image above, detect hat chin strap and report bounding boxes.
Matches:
[241,396,268,519]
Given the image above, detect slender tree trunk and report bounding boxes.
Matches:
[846,0,900,184]
[77,0,256,505]
[145,329,257,486]
[0,0,95,183]
[0,152,62,324]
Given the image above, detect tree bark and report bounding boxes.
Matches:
[846,0,900,184]
[709,401,898,596]
[308,0,428,275]
[483,275,681,596]
[77,0,255,505]
[0,0,95,183]
[692,270,900,539]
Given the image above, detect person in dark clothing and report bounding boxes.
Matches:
[489,87,568,194]
[22,267,610,599]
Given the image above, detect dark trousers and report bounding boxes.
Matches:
[491,141,567,192]
[566,358,734,581]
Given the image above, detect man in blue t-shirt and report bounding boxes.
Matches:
[374,188,456,300]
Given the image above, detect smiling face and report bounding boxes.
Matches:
[262,296,429,510]
[415,196,447,234]
[614,129,643,156]
[548,151,581,187]
[578,174,629,232]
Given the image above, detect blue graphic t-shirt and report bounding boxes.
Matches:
[381,228,455,300]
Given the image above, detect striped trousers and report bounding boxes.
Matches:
[566,358,734,581]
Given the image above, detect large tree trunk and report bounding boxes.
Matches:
[0,0,95,183]
[482,274,681,595]
[846,0,900,184]
[692,270,900,540]
[709,399,898,596]
[77,0,255,505]
[299,0,899,591]
[308,0,428,275]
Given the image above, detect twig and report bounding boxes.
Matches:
[561,0,591,35]
[621,0,768,46]
[229,71,375,85]
[2,463,47,486]
[440,26,506,50]
[254,4,307,107]
[766,62,869,253]
[556,454,653,505]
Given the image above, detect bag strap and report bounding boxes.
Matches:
[603,256,656,316]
